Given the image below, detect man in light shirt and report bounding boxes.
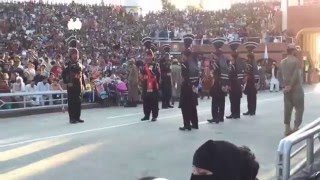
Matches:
[36,77,50,105]
[270,62,280,92]
[25,80,38,106]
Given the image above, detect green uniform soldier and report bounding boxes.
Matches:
[279,45,304,136]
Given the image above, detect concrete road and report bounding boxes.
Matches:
[1,85,320,180]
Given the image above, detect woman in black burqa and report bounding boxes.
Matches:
[191,140,259,180]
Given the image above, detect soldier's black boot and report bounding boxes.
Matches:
[226,115,234,119]
[207,118,219,124]
[179,127,191,131]
[141,117,150,121]
[76,119,84,123]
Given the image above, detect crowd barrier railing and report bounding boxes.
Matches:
[0,90,94,112]
[276,118,320,180]
[153,36,294,45]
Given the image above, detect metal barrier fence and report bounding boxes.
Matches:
[153,36,294,44]
[276,118,320,180]
[0,90,94,112]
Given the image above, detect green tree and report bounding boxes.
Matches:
[161,0,176,12]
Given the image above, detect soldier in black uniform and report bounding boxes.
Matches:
[179,34,199,131]
[226,41,246,119]
[160,44,173,109]
[207,38,229,124]
[62,36,85,124]
[243,42,260,116]
[140,37,161,122]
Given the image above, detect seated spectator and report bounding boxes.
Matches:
[40,64,49,77]
[36,77,50,106]
[0,73,12,109]
[25,80,39,106]
[24,61,36,83]
[12,76,25,93]
[34,68,46,85]
[50,78,63,104]
[191,140,259,180]
[11,76,25,108]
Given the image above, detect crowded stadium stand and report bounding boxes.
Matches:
[1,0,320,179]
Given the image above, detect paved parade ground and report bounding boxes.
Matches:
[1,85,320,180]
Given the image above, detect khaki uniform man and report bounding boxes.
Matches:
[280,46,304,136]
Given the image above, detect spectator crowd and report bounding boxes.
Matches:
[0,0,282,109]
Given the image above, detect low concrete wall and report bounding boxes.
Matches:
[0,103,101,118]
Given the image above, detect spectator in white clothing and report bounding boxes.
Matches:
[11,76,25,107]
[36,77,50,105]
[25,80,39,106]
[11,76,25,93]
[270,62,280,92]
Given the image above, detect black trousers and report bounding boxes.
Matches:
[181,105,198,128]
[67,88,82,121]
[212,97,225,121]
[246,93,257,114]
[161,95,171,108]
[143,92,159,118]
[229,94,241,116]
[161,78,172,108]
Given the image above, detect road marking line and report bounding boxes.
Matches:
[0,92,315,148]
[0,143,101,180]
[0,122,140,148]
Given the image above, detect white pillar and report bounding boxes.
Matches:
[281,0,288,31]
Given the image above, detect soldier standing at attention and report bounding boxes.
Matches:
[280,45,304,136]
[170,58,182,106]
[140,37,161,122]
[243,42,260,116]
[179,34,199,131]
[207,38,229,124]
[62,36,85,124]
[160,44,173,109]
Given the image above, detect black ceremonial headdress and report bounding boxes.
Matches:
[212,38,226,51]
[183,34,194,57]
[141,37,154,58]
[212,38,229,86]
[244,42,259,82]
[66,35,77,48]
[244,41,258,54]
[66,35,79,61]
[162,44,171,54]
[228,40,246,83]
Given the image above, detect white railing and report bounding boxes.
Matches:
[276,118,320,180]
[0,90,94,112]
[153,36,294,45]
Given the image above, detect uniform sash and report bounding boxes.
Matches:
[145,64,159,92]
